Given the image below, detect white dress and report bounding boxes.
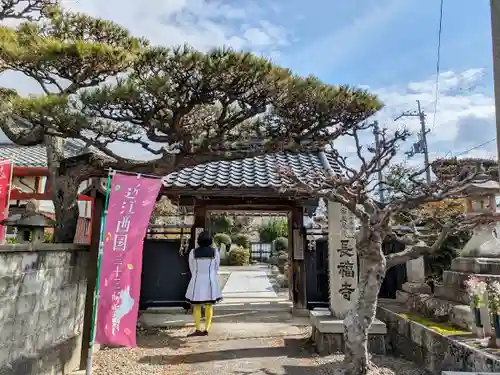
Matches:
[185,247,223,304]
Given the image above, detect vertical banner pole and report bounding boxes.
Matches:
[3,160,13,243]
[86,173,113,375]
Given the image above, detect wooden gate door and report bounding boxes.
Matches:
[305,236,329,310]
[140,238,190,310]
[379,239,408,298]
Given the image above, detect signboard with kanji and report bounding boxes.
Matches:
[328,201,358,319]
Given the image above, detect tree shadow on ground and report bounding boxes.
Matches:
[230,356,430,375]
[136,327,188,350]
[280,358,430,375]
[137,337,311,365]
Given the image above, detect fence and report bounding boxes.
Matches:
[250,242,272,261]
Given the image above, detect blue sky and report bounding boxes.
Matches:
[2,0,497,164]
[278,0,492,88]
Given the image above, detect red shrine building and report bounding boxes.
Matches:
[0,141,93,244]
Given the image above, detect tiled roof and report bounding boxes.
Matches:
[0,141,87,167]
[162,150,339,189]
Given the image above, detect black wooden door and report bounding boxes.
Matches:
[140,238,191,310]
[305,237,329,310]
[379,239,408,298]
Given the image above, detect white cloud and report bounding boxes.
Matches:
[332,68,498,174]
[61,0,288,52]
[373,68,496,153]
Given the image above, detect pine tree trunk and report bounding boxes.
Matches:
[344,233,386,375]
[46,136,80,243]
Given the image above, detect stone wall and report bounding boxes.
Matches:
[0,244,89,375]
[377,302,500,375]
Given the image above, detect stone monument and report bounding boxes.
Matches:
[309,201,387,354]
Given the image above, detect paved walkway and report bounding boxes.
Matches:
[91,321,425,375]
[221,264,278,299]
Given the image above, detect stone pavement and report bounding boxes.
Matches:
[221,264,278,299]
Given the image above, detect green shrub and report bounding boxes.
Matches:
[6,237,17,244]
[214,233,232,248]
[274,237,288,252]
[232,233,251,249]
[258,218,288,242]
[228,246,250,266]
[44,231,53,243]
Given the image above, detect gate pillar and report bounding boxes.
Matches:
[190,202,207,249]
[290,205,307,314]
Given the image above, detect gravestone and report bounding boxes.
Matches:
[401,256,431,294]
[309,201,387,355]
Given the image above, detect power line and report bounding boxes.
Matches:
[430,0,444,131]
[455,138,496,157]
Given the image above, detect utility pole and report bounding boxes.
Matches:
[490,0,500,181]
[394,100,432,184]
[373,121,385,203]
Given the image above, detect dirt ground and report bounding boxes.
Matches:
[92,322,427,375]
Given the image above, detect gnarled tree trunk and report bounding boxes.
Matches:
[46,136,80,243]
[344,228,386,375]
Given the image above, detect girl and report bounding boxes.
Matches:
[185,230,222,336]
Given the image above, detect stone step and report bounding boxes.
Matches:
[141,301,294,328]
[395,290,472,330]
[217,300,292,312]
[434,283,470,305]
[146,300,292,314]
[451,256,500,275]
[139,310,305,328]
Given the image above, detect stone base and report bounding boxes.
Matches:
[310,309,387,355]
[378,301,500,375]
[401,281,431,295]
[292,307,310,317]
[451,256,500,274]
[395,290,472,331]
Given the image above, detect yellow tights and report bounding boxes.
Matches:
[193,304,214,332]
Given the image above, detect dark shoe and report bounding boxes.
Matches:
[187,330,205,337]
[203,330,209,336]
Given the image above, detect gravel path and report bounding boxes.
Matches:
[92,323,427,375]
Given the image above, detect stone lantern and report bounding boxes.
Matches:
[458,164,500,258]
[431,164,500,337]
[2,200,54,245]
[462,165,498,218]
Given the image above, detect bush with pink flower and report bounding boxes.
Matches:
[465,275,487,307]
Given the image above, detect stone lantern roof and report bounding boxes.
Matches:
[1,200,55,228]
[459,163,500,196]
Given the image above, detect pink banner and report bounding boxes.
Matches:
[95,173,162,347]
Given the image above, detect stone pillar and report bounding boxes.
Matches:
[309,200,387,355]
[327,201,358,318]
[402,257,431,294]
